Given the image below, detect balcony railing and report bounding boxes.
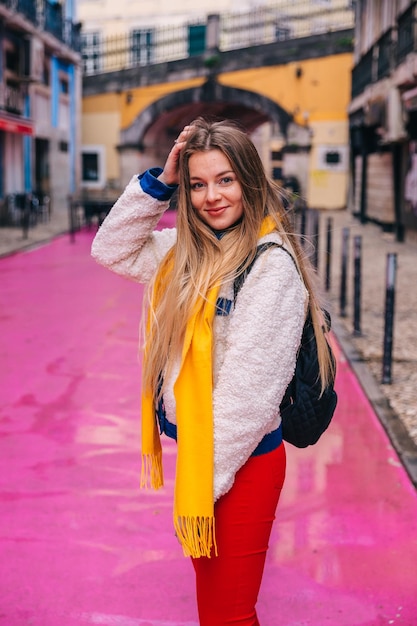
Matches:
[80,1,354,76]
[397,3,416,64]
[377,27,394,80]
[2,82,24,115]
[0,0,81,53]
[0,82,25,115]
[15,0,37,23]
[352,2,417,98]
[351,48,373,99]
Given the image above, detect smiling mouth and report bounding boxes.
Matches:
[206,207,227,214]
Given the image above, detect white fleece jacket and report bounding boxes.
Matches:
[91,175,307,500]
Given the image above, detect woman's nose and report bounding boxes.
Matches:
[206,183,220,202]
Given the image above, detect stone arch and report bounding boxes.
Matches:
[120,79,293,149]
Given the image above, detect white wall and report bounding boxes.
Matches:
[77,0,350,35]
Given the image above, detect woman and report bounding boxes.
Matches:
[91,118,334,625]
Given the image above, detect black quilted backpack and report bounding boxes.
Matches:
[234,242,338,448]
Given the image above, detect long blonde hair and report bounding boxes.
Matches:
[142,118,335,397]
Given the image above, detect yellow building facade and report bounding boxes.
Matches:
[82,51,352,210]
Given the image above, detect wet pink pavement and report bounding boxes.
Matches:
[1,212,417,626]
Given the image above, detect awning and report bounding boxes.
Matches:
[0,113,33,135]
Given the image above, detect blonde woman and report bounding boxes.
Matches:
[91,118,334,626]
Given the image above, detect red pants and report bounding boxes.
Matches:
[192,443,286,626]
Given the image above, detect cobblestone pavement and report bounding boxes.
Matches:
[312,208,417,484]
[1,205,417,484]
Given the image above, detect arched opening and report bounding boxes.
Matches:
[118,79,295,185]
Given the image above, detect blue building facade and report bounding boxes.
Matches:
[0,0,81,224]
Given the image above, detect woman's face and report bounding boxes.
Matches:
[188,149,244,230]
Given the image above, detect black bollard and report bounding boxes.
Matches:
[353,235,362,335]
[340,227,349,318]
[311,210,319,270]
[300,203,307,246]
[382,253,397,384]
[21,194,31,239]
[325,217,333,291]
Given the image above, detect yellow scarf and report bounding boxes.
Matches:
[141,216,276,558]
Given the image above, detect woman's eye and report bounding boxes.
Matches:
[191,182,205,190]
[220,176,233,184]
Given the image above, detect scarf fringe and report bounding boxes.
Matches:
[141,452,164,490]
[174,515,218,558]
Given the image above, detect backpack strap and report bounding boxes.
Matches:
[233,241,299,303]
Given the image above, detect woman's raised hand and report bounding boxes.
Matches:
[158,126,192,186]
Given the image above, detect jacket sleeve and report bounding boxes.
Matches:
[212,247,307,500]
[91,175,177,283]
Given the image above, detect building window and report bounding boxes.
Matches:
[5,41,20,75]
[130,29,154,66]
[60,77,69,94]
[81,145,105,188]
[188,24,206,56]
[316,145,348,173]
[272,167,283,180]
[82,152,99,182]
[275,24,291,41]
[81,31,102,74]
[325,151,341,166]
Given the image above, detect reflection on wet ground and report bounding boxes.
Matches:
[1,218,416,625]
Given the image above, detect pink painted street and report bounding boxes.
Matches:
[1,215,417,625]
